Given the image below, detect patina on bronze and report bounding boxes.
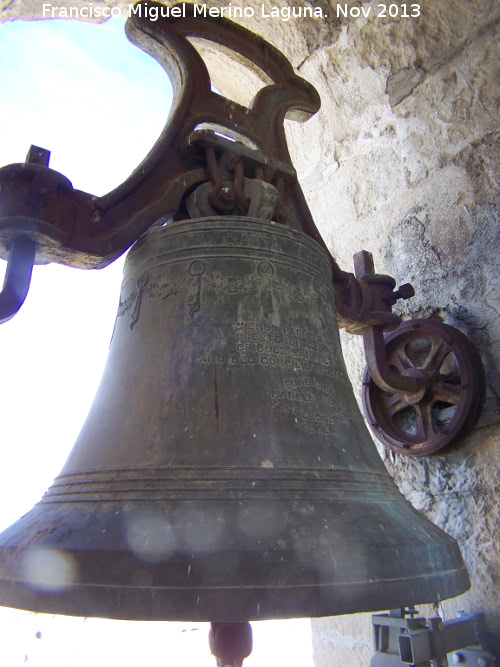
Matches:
[0,219,469,620]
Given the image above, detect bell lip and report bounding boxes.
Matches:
[0,497,471,621]
[0,566,470,622]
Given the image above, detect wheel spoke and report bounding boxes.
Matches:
[432,380,462,405]
[423,339,450,377]
[415,403,434,441]
[392,348,413,372]
[382,392,406,416]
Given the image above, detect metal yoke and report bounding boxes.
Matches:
[0,1,321,266]
[0,1,408,332]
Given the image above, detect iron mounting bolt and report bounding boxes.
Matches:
[393,283,415,301]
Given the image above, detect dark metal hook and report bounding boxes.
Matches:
[0,145,46,324]
[0,236,36,324]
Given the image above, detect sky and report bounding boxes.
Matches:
[0,16,314,667]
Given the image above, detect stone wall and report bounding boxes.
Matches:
[2,1,500,665]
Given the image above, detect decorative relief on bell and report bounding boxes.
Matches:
[257,260,275,318]
[198,271,260,296]
[130,273,148,329]
[147,276,191,299]
[118,240,336,331]
[187,259,206,317]
[116,272,148,328]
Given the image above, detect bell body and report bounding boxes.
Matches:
[0,218,469,620]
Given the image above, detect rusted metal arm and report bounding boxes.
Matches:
[0,146,47,323]
[334,250,408,333]
[0,237,36,324]
[352,250,425,395]
[362,326,425,394]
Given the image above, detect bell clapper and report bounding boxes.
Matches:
[209,622,253,667]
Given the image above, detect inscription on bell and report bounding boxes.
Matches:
[226,231,281,253]
[122,220,351,439]
[234,321,341,367]
[271,387,351,433]
[199,314,351,433]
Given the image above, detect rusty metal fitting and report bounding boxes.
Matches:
[206,147,236,214]
[254,165,264,180]
[336,249,415,334]
[390,282,415,304]
[273,176,289,225]
[0,236,36,324]
[233,160,250,213]
[210,186,236,213]
[362,319,486,455]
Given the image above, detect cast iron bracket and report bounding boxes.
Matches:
[0,0,322,269]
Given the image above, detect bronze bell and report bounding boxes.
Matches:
[0,217,469,620]
[0,0,470,632]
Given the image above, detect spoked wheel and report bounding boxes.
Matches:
[362,319,485,456]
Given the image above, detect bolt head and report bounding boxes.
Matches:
[451,653,464,664]
[478,657,490,667]
[398,283,415,300]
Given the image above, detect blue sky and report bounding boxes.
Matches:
[0,17,171,195]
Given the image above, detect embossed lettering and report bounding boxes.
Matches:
[225,232,281,253]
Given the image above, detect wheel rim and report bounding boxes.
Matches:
[362,319,486,456]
